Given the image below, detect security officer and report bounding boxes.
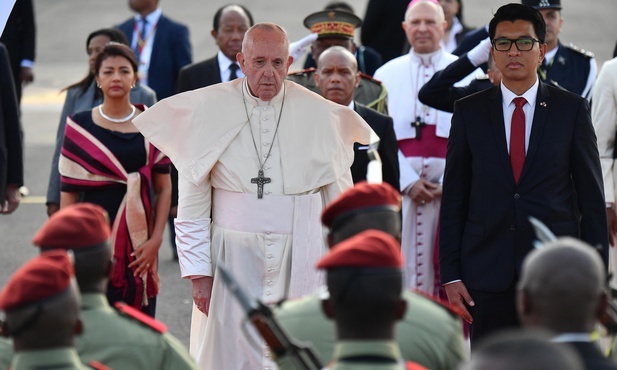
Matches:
[275,182,466,370]
[522,0,597,99]
[287,9,388,113]
[318,230,426,370]
[0,250,106,370]
[30,203,199,370]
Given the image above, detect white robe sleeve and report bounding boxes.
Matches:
[175,173,213,278]
[591,59,617,204]
[320,171,353,209]
[398,149,421,194]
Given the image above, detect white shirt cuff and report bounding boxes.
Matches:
[175,218,212,278]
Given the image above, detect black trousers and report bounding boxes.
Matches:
[467,286,521,346]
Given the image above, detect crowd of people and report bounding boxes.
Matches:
[2,0,617,369]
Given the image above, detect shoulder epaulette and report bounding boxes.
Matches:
[88,360,113,370]
[411,289,463,319]
[114,302,167,334]
[566,43,594,58]
[406,361,429,370]
[287,68,316,77]
[358,72,384,85]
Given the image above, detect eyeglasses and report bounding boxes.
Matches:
[492,38,541,51]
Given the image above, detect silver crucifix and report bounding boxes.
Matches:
[250,170,271,199]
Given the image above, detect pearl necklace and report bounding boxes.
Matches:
[98,104,136,123]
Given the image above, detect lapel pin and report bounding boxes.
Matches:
[540,102,547,107]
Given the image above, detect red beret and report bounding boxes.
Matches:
[32,203,110,250]
[321,181,401,228]
[317,230,402,269]
[0,250,74,311]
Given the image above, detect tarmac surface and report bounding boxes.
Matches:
[2,0,616,348]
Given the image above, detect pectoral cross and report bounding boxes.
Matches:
[251,170,271,199]
[411,116,426,139]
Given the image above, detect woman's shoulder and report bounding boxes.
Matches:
[69,109,94,127]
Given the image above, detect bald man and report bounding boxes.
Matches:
[314,46,399,191]
[517,238,617,370]
[460,330,584,370]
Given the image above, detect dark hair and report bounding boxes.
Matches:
[325,1,355,14]
[64,28,131,94]
[212,4,254,32]
[455,0,465,26]
[488,3,546,44]
[94,43,139,76]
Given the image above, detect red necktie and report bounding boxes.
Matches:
[510,97,527,184]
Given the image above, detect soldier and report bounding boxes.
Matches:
[522,0,596,99]
[30,203,198,370]
[317,230,426,370]
[275,182,466,370]
[0,250,106,370]
[287,9,388,113]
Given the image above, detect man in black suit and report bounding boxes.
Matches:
[116,0,192,100]
[361,0,408,63]
[0,0,35,103]
[176,4,253,92]
[314,46,399,190]
[518,237,617,370]
[440,3,608,344]
[0,43,22,214]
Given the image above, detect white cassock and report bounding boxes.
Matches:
[592,57,617,288]
[134,79,373,370]
[375,49,472,295]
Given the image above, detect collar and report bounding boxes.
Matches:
[410,48,442,67]
[80,293,114,313]
[348,101,355,110]
[242,78,286,107]
[135,7,162,25]
[552,333,594,343]
[12,347,84,369]
[333,340,402,361]
[544,44,560,65]
[217,50,239,73]
[500,78,539,107]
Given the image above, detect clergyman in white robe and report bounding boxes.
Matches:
[133,78,372,369]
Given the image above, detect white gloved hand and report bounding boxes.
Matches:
[467,37,492,67]
[289,33,319,61]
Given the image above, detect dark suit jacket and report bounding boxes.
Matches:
[176,56,221,93]
[568,341,617,370]
[352,103,400,191]
[0,0,36,101]
[440,82,608,292]
[0,44,23,200]
[361,0,409,63]
[117,14,192,100]
[419,54,493,113]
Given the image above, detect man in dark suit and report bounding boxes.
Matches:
[314,46,399,190]
[0,0,35,103]
[518,237,617,370]
[116,0,192,100]
[176,4,253,92]
[440,3,608,344]
[361,0,408,63]
[0,43,22,214]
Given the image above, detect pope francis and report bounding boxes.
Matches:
[133,22,373,369]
